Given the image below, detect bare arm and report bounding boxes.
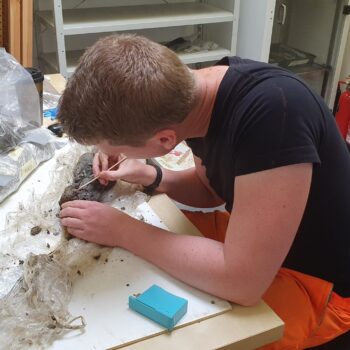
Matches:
[95,152,224,208]
[156,155,224,207]
[61,163,312,305]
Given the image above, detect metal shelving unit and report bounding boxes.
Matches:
[236,0,350,107]
[35,0,240,77]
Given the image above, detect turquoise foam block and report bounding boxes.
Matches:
[129,284,188,330]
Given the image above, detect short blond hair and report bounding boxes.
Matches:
[58,34,196,146]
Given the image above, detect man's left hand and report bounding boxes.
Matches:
[60,200,126,246]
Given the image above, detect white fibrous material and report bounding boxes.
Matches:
[0,239,111,350]
[0,252,78,350]
[0,143,149,350]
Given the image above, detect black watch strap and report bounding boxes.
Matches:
[143,159,163,195]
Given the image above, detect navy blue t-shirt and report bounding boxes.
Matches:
[186,56,350,296]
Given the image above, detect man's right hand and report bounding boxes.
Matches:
[92,152,157,187]
[92,151,117,185]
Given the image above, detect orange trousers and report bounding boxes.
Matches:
[183,210,350,349]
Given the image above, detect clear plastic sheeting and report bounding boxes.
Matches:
[0,114,24,153]
[0,48,66,203]
[43,91,60,112]
[0,143,149,350]
[0,48,41,129]
[0,129,67,203]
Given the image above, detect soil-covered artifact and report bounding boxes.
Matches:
[59,153,115,206]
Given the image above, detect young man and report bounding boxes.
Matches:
[58,34,350,349]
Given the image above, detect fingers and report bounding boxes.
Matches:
[99,158,146,184]
[61,217,83,229]
[93,152,108,180]
[66,227,85,238]
[59,201,122,246]
[93,152,103,175]
[99,170,121,182]
[61,200,91,209]
[101,153,109,171]
[60,204,85,234]
[99,178,109,186]
[93,152,117,186]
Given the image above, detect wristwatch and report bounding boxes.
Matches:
[143,159,163,195]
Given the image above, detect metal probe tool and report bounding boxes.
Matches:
[77,156,127,190]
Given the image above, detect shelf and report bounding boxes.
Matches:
[40,47,231,76]
[179,48,231,65]
[36,0,238,77]
[37,3,234,35]
[287,63,330,75]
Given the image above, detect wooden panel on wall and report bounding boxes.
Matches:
[5,0,32,65]
[0,0,3,46]
[8,0,21,61]
[21,0,32,66]
[2,0,8,50]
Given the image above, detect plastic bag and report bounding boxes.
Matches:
[0,113,24,152]
[0,128,67,203]
[0,48,67,202]
[0,48,42,155]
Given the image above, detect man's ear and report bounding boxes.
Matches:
[152,129,177,151]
